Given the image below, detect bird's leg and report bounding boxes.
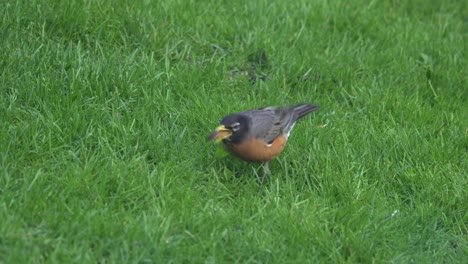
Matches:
[261,161,269,185]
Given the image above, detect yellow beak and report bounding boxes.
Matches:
[207,125,232,142]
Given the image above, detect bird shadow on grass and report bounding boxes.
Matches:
[212,157,266,186]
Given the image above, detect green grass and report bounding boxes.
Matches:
[1,0,466,262]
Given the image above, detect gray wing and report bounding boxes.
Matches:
[243,106,296,144]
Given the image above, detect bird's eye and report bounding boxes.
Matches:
[230,122,240,132]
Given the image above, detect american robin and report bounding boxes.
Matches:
[207,103,320,183]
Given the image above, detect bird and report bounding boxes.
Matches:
[207,103,320,184]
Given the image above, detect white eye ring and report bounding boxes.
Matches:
[231,122,240,131]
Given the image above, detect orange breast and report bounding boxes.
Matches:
[224,134,288,162]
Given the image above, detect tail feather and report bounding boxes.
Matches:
[293,104,320,119]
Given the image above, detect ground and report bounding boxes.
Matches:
[0,0,466,262]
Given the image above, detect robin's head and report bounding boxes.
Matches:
[207,114,250,144]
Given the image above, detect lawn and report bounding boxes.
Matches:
[0,0,466,263]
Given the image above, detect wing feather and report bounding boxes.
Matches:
[241,107,293,144]
[242,104,319,144]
